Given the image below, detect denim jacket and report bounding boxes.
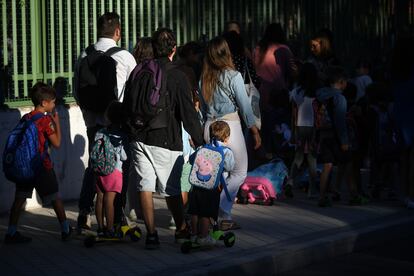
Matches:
[199,69,255,128]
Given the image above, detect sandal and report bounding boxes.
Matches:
[219,220,241,231]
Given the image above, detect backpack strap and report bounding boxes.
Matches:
[211,139,232,202]
[29,112,45,122]
[104,46,123,57]
[220,173,232,202]
[27,112,49,159]
[85,44,97,55]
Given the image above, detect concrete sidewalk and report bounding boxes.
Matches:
[1,192,413,276]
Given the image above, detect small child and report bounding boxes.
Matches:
[288,62,320,199]
[188,121,235,246]
[94,102,127,237]
[4,82,71,243]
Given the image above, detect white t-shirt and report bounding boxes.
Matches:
[297,97,315,127]
[290,87,314,127]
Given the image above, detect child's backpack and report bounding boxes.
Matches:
[123,59,172,137]
[238,159,288,205]
[77,45,123,113]
[314,97,335,130]
[3,113,47,184]
[90,130,116,176]
[189,139,231,201]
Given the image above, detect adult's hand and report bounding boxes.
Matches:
[250,126,261,150]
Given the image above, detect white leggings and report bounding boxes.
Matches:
[204,117,248,220]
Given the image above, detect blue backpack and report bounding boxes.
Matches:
[189,139,231,201]
[3,113,47,184]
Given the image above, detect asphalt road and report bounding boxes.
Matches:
[281,232,414,276]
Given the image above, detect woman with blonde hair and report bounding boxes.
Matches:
[199,37,261,230]
[307,30,340,84]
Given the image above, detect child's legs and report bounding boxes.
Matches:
[198,217,210,237]
[51,198,67,223]
[320,163,333,198]
[36,169,65,224]
[182,192,189,209]
[104,192,117,230]
[339,161,357,196]
[318,135,336,198]
[95,190,104,229]
[289,149,304,183]
[8,197,27,227]
[9,184,34,227]
[191,215,198,235]
[306,153,318,186]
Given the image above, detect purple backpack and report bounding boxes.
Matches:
[123,59,171,135]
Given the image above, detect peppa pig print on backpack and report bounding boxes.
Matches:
[188,139,231,201]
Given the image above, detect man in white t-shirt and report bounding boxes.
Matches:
[73,12,136,232]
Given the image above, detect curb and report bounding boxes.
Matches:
[168,211,414,275]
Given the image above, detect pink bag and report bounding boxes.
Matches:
[239,176,278,205]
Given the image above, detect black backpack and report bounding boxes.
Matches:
[77,45,123,112]
[123,59,172,138]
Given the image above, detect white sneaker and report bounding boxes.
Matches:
[197,235,216,247]
[190,235,198,243]
[129,209,138,222]
[168,217,176,230]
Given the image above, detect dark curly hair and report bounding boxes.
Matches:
[152,28,176,58]
[97,12,120,38]
[30,82,56,107]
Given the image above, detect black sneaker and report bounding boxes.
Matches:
[175,226,190,243]
[77,214,91,234]
[4,231,32,244]
[145,231,160,250]
[318,197,332,207]
[61,226,73,241]
[331,191,341,202]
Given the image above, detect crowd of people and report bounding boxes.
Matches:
[3,12,414,250]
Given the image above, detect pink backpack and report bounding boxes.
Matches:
[239,177,277,205]
[238,159,288,205]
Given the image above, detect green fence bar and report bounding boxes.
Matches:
[1,0,6,67]
[67,0,73,92]
[21,1,28,96]
[1,0,413,104]
[11,0,18,97]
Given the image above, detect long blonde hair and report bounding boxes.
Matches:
[201,37,235,103]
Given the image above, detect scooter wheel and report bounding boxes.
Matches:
[223,232,235,247]
[84,236,96,248]
[129,226,142,242]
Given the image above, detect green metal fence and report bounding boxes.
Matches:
[1,0,413,105]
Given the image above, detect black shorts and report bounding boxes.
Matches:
[15,168,59,202]
[318,135,352,165]
[188,186,221,220]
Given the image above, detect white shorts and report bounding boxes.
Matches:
[129,141,184,197]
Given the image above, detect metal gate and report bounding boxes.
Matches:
[1,0,413,105]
